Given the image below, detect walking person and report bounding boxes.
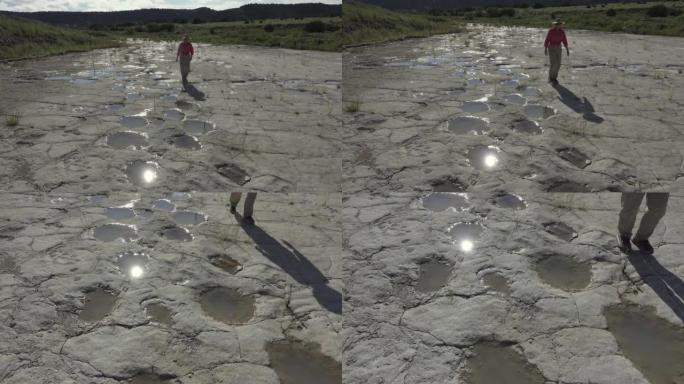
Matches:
[230,192,257,225]
[617,193,669,254]
[176,35,194,89]
[544,19,570,84]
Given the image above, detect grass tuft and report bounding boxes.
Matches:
[5,115,19,126]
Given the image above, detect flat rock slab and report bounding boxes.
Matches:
[344,26,684,193]
[0,40,341,194]
[0,192,341,383]
[343,191,684,384]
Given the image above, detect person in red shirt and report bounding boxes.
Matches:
[176,35,194,87]
[544,19,570,83]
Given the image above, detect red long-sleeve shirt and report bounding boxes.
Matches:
[544,28,568,48]
[177,41,194,56]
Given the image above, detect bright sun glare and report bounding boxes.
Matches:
[484,154,498,168]
[130,265,144,278]
[460,239,474,252]
[142,169,157,184]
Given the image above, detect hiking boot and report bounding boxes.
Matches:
[230,204,237,214]
[632,239,654,254]
[616,233,632,252]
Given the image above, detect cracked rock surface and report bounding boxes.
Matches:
[343,191,683,384]
[343,26,684,194]
[0,40,341,194]
[0,192,341,383]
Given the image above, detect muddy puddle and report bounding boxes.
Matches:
[215,163,251,185]
[106,103,125,111]
[535,254,590,291]
[494,193,526,210]
[557,147,592,169]
[524,105,556,120]
[266,340,341,384]
[543,222,578,241]
[422,192,469,212]
[120,116,148,129]
[461,101,490,113]
[208,254,243,274]
[105,207,136,220]
[125,161,159,187]
[93,223,138,242]
[79,287,117,322]
[416,259,453,293]
[145,303,173,325]
[604,305,684,384]
[163,109,185,121]
[172,211,207,226]
[448,222,484,252]
[199,287,255,324]
[161,226,194,242]
[126,93,143,102]
[503,94,527,105]
[467,145,501,170]
[128,373,175,384]
[482,272,512,295]
[511,119,542,135]
[465,343,546,384]
[522,87,542,97]
[183,120,215,135]
[116,251,149,279]
[171,134,201,150]
[107,131,149,149]
[447,116,489,135]
[151,199,175,212]
[432,177,467,192]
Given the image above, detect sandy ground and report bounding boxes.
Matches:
[0,192,341,383]
[343,191,684,384]
[344,26,684,194]
[0,40,341,194]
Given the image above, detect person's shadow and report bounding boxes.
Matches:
[551,82,604,123]
[183,83,206,101]
[626,250,684,322]
[234,212,342,314]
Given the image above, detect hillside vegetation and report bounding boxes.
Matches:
[0,14,120,61]
[344,0,684,47]
[343,0,464,46]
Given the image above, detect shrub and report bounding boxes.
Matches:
[304,20,326,33]
[191,18,203,24]
[264,24,274,32]
[533,3,546,9]
[606,9,617,17]
[647,5,669,17]
[5,115,19,126]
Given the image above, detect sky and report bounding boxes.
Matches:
[0,0,341,12]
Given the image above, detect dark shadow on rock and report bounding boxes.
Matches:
[552,82,604,123]
[183,83,206,101]
[626,250,684,322]
[234,212,342,314]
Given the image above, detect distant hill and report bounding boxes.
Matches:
[357,0,645,10]
[0,3,341,26]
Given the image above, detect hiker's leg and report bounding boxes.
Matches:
[549,45,562,80]
[243,192,257,218]
[634,193,669,241]
[618,192,644,236]
[180,55,190,84]
[229,192,242,211]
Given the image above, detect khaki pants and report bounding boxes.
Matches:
[618,193,669,241]
[179,54,191,83]
[230,192,257,218]
[548,45,562,81]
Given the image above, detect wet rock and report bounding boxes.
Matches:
[215,163,251,185]
[493,193,526,210]
[79,287,117,322]
[465,343,546,384]
[415,259,453,293]
[208,254,243,275]
[161,226,193,242]
[543,222,578,241]
[557,147,592,169]
[535,254,591,291]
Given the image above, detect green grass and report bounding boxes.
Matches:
[106,17,342,51]
[343,0,464,46]
[0,14,120,61]
[343,0,684,47]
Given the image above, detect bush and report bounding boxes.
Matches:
[533,3,546,9]
[304,20,326,33]
[647,5,669,17]
[191,18,204,24]
[264,24,274,32]
[606,9,617,17]
[146,23,175,33]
